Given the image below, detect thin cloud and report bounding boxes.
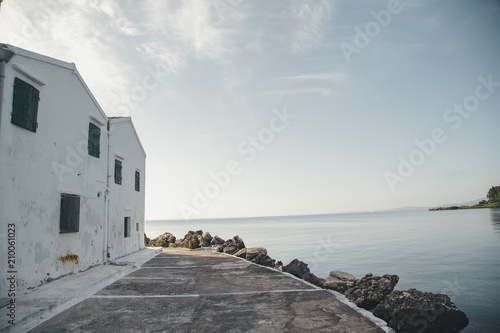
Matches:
[288,0,337,52]
[2,1,338,115]
[141,0,247,62]
[265,71,344,99]
[259,87,335,97]
[281,72,346,82]
[138,42,187,76]
[0,0,137,112]
[85,0,141,36]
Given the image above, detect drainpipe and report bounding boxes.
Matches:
[102,121,112,262]
[105,121,111,260]
[102,186,109,262]
[0,44,16,139]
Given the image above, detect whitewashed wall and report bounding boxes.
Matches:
[107,117,146,259]
[0,46,145,294]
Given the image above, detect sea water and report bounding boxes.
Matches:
[146,208,500,332]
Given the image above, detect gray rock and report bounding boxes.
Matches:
[197,234,210,247]
[250,253,275,267]
[218,236,245,255]
[147,232,177,247]
[303,272,325,288]
[232,236,245,248]
[345,273,399,310]
[245,247,267,261]
[178,231,201,249]
[202,232,213,244]
[231,247,274,268]
[222,245,239,254]
[372,288,469,333]
[283,259,310,279]
[324,270,358,293]
[210,236,225,245]
[233,248,247,258]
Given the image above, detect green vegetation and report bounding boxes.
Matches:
[487,186,500,203]
[429,186,500,211]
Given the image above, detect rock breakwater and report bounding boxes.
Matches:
[146,231,469,333]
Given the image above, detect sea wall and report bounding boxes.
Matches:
[146,230,469,333]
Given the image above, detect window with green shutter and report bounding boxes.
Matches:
[88,122,100,158]
[115,159,122,185]
[135,170,140,192]
[124,217,131,237]
[11,77,40,132]
[60,194,80,233]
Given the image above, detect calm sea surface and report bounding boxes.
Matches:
[146,208,500,332]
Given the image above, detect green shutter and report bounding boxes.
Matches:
[11,78,40,132]
[135,171,140,192]
[60,194,80,233]
[124,217,131,237]
[88,123,100,158]
[115,159,122,184]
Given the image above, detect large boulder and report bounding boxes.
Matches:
[245,247,267,261]
[232,236,245,248]
[202,232,213,244]
[303,272,325,288]
[232,247,274,267]
[324,270,358,293]
[283,259,310,279]
[251,253,275,267]
[197,234,210,247]
[147,232,176,247]
[345,273,399,310]
[210,235,225,245]
[178,231,201,249]
[372,289,469,333]
[233,248,248,258]
[218,236,245,255]
[177,230,214,249]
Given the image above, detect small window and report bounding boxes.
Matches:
[136,223,139,232]
[60,194,80,233]
[135,170,140,192]
[114,159,122,184]
[88,123,100,158]
[11,77,40,132]
[124,217,131,237]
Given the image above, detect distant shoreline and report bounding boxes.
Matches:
[429,204,500,211]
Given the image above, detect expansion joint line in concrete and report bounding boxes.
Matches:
[120,275,274,280]
[91,288,323,299]
[139,265,247,269]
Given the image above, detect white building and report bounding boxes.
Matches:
[0,44,146,295]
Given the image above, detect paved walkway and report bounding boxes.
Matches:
[28,249,391,333]
[0,248,161,333]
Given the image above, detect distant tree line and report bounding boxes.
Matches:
[431,186,500,210]
[487,186,500,203]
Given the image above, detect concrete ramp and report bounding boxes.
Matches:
[31,249,390,332]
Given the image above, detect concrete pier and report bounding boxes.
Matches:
[28,248,391,332]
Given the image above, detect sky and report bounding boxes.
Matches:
[1,0,499,220]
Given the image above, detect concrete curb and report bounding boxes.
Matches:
[1,248,161,333]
